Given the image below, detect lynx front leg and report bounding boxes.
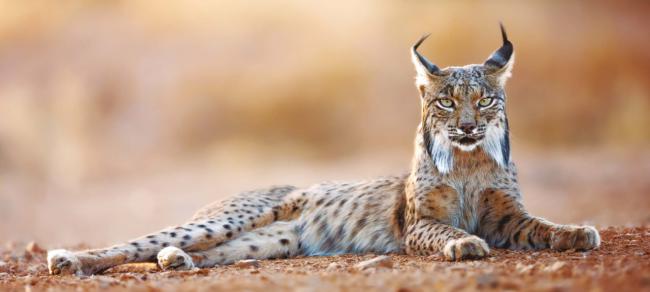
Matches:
[478,189,600,251]
[157,221,301,270]
[404,220,489,261]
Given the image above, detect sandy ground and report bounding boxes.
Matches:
[0,226,649,291]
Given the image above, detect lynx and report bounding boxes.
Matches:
[48,25,599,276]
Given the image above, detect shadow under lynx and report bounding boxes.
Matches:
[46,25,600,276]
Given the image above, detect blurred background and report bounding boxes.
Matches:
[0,0,648,246]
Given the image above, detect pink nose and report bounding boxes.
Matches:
[458,123,476,134]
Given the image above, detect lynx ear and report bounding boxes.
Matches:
[411,34,443,89]
[484,23,514,86]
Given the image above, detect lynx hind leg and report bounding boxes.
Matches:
[48,249,83,276]
[48,185,300,275]
[157,246,195,270]
[192,185,297,220]
[158,221,301,270]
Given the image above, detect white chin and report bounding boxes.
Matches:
[452,141,481,152]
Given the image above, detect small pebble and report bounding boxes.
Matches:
[326,262,341,271]
[25,242,46,254]
[544,261,566,272]
[354,255,393,270]
[234,259,260,269]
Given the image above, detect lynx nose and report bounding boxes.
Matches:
[458,122,476,134]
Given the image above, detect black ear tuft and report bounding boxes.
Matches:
[484,23,514,70]
[412,34,442,76]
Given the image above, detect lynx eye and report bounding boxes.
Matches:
[478,97,494,108]
[436,98,454,109]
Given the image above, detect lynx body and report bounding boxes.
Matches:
[48,25,599,276]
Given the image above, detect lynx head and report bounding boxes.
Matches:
[412,24,514,173]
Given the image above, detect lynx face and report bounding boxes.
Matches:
[412,25,514,173]
[424,66,506,151]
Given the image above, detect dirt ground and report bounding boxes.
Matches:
[0,226,648,292]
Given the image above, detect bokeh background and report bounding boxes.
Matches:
[0,0,648,246]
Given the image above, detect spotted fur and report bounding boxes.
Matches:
[47,25,599,276]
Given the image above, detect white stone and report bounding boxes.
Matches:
[354,256,393,270]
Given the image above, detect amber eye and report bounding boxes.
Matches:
[436,99,454,109]
[478,97,494,108]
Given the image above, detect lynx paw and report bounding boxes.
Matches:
[550,225,601,251]
[443,236,490,261]
[48,249,83,275]
[157,247,195,270]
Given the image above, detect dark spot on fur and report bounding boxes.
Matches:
[318,221,328,234]
[324,198,336,207]
[497,214,513,233]
[183,235,191,240]
[313,214,322,224]
[226,232,233,238]
[223,224,231,230]
[335,225,346,239]
[249,245,259,252]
